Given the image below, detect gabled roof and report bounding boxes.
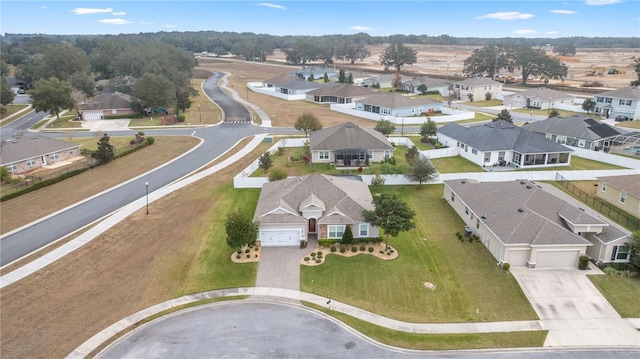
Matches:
[310,122,394,151]
[403,76,448,88]
[454,77,501,86]
[445,179,605,246]
[523,115,623,141]
[306,83,376,97]
[289,66,336,78]
[356,92,442,109]
[81,92,132,111]
[594,86,640,100]
[254,174,374,225]
[597,174,640,198]
[505,87,573,101]
[438,120,572,153]
[264,73,294,86]
[1,136,80,165]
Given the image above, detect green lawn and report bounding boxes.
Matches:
[409,136,434,151]
[512,108,599,119]
[616,120,640,129]
[459,99,503,107]
[589,275,640,318]
[45,110,82,129]
[520,156,626,171]
[301,184,538,323]
[430,156,484,173]
[0,104,30,124]
[69,136,140,151]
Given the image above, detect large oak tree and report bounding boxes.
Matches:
[379,43,417,72]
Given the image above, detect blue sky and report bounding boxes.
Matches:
[1,0,639,38]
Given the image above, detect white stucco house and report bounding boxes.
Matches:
[437,120,573,168]
[503,87,575,110]
[450,77,503,102]
[444,179,632,268]
[593,86,640,120]
[401,76,449,96]
[354,92,443,118]
[305,84,376,104]
[253,174,379,246]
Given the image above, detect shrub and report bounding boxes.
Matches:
[268,168,288,182]
[146,136,155,145]
[138,131,145,136]
[177,115,186,122]
[246,254,250,259]
[237,249,242,254]
[455,232,463,241]
[341,226,354,245]
[319,238,335,247]
[310,252,316,257]
[371,173,386,186]
[304,257,310,262]
[502,263,511,271]
[254,246,259,251]
[245,248,251,253]
[330,245,337,252]
[359,245,366,251]
[277,147,285,155]
[236,254,241,259]
[316,259,322,263]
[351,246,357,252]
[578,255,589,270]
[340,247,346,253]
[368,247,374,253]
[129,139,136,145]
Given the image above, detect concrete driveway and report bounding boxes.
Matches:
[511,267,640,347]
[81,119,130,131]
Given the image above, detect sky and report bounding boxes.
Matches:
[1,0,639,38]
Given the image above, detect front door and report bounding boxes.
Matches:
[308,218,316,234]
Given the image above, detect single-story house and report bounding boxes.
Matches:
[290,66,337,80]
[444,179,632,268]
[253,174,379,246]
[305,83,376,104]
[340,70,374,86]
[79,92,134,120]
[523,115,623,152]
[401,76,449,96]
[0,136,82,175]
[449,77,503,102]
[593,86,640,120]
[596,174,640,218]
[310,122,394,167]
[503,87,575,110]
[362,74,396,88]
[437,120,573,168]
[263,74,333,96]
[354,92,443,118]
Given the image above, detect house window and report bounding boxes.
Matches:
[470,213,474,220]
[8,163,18,172]
[26,158,37,167]
[626,100,632,106]
[476,219,480,229]
[456,141,460,147]
[367,150,372,159]
[611,245,631,261]
[484,152,491,163]
[465,207,469,215]
[69,150,75,155]
[578,139,585,148]
[620,192,627,204]
[359,223,369,237]
[471,148,477,155]
[498,151,505,161]
[50,153,59,160]
[328,225,345,239]
[384,150,391,159]
[602,183,607,192]
[451,193,455,202]
[619,99,625,105]
[464,144,468,152]
[318,151,329,160]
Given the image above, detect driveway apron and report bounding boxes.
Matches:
[256,239,317,291]
[511,267,640,347]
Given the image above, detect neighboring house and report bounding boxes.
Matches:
[354,92,443,118]
[362,74,395,88]
[263,73,332,95]
[79,92,134,120]
[437,120,573,168]
[0,136,82,175]
[310,122,394,167]
[503,87,575,110]
[305,84,376,104]
[401,76,449,96]
[450,77,503,101]
[253,174,379,246]
[341,70,374,86]
[596,174,640,218]
[593,86,640,120]
[289,66,337,80]
[523,115,623,152]
[444,179,632,268]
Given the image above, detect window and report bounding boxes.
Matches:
[384,150,391,159]
[484,152,491,163]
[471,148,477,155]
[8,163,18,172]
[367,150,372,159]
[601,183,607,192]
[619,99,625,105]
[26,158,37,167]
[358,223,369,237]
[451,193,455,202]
[465,207,469,215]
[578,139,585,148]
[476,219,480,229]
[611,245,631,261]
[50,153,59,160]
[328,225,345,239]
[464,144,468,152]
[318,151,329,160]
[626,100,632,106]
[620,192,627,204]
[498,151,505,161]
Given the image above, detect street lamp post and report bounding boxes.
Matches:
[198,105,201,122]
[548,97,552,114]
[145,181,149,215]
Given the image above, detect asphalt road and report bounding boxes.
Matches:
[0,108,48,142]
[0,72,294,266]
[97,301,640,359]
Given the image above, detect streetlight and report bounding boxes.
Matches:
[145,181,149,215]
[548,97,552,114]
[198,104,201,123]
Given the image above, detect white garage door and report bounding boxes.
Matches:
[83,111,103,120]
[536,250,580,268]
[260,230,300,247]
[507,249,530,266]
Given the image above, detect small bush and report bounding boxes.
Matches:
[317,252,323,258]
[177,115,186,122]
[254,246,259,251]
[268,168,288,182]
[359,245,366,251]
[246,254,250,259]
[310,252,316,257]
[316,259,322,263]
[368,246,374,253]
[237,249,242,254]
[340,247,346,253]
[277,147,285,155]
[304,256,310,261]
[502,263,511,271]
[578,255,589,270]
[146,136,155,145]
[330,245,337,252]
[351,246,358,252]
[319,238,335,247]
[236,254,241,259]
[129,139,136,145]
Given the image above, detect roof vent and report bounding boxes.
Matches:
[520,181,525,185]
[526,185,532,189]
[579,208,585,212]
[517,208,524,213]
[481,216,487,220]
[461,180,466,184]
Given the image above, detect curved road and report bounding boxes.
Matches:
[1,72,286,266]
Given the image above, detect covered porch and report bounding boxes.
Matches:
[334,148,370,167]
[512,151,571,168]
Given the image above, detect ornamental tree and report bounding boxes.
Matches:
[362,193,416,249]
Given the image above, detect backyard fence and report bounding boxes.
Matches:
[555,173,640,231]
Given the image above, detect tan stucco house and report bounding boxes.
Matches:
[253,174,379,246]
[597,174,640,219]
[1,136,82,175]
[444,179,632,268]
[310,122,394,167]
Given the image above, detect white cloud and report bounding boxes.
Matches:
[585,0,623,5]
[351,25,373,32]
[39,6,48,9]
[550,10,577,15]
[514,29,538,34]
[256,3,287,10]
[98,18,133,25]
[165,24,177,28]
[477,12,535,20]
[546,30,560,35]
[112,11,126,16]
[72,8,113,15]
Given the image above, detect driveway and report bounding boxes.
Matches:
[256,239,317,291]
[511,267,640,347]
[81,119,130,131]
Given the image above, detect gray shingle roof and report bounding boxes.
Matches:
[455,77,501,86]
[597,174,640,198]
[1,136,81,165]
[438,120,573,153]
[523,115,622,141]
[81,92,132,111]
[357,92,442,109]
[254,174,374,225]
[505,87,572,101]
[306,83,376,97]
[310,122,393,151]
[594,86,640,100]
[445,179,598,246]
[403,76,448,88]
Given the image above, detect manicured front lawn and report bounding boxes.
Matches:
[512,108,599,119]
[45,110,82,128]
[616,120,640,129]
[589,275,640,318]
[430,156,484,173]
[0,104,30,123]
[301,184,538,323]
[459,99,503,107]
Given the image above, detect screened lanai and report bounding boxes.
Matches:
[609,131,640,157]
